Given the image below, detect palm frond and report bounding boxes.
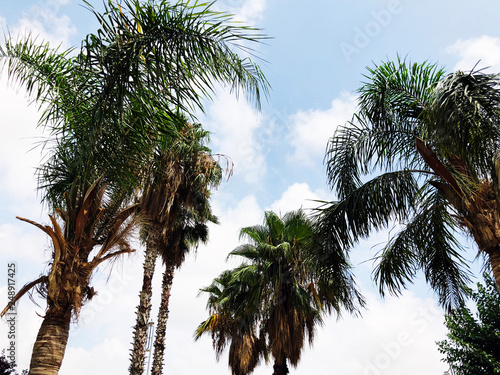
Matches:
[373,185,471,310]
[317,170,419,253]
[430,69,500,183]
[82,0,269,113]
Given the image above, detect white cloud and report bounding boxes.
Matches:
[0,16,6,33]
[214,0,267,24]
[61,338,130,375]
[446,35,500,73]
[13,14,76,50]
[298,291,448,375]
[203,90,266,185]
[268,182,328,214]
[287,92,357,167]
[0,223,48,265]
[219,194,263,229]
[0,80,46,205]
[5,0,76,49]
[236,0,267,24]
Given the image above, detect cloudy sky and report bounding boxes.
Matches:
[0,0,499,374]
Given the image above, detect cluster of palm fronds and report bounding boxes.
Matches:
[196,210,365,374]
[320,57,500,311]
[0,1,269,374]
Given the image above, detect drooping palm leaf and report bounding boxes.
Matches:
[321,57,500,308]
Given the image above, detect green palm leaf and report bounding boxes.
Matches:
[197,209,364,373]
[321,57,500,309]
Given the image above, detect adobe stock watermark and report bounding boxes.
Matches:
[339,0,404,62]
[5,262,17,367]
[363,303,442,375]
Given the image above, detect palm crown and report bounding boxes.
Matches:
[321,58,500,309]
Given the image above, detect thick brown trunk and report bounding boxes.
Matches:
[488,247,500,293]
[29,307,72,375]
[272,357,289,375]
[150,262,175,375]
[129,239,158,375]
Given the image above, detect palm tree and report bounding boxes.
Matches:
[130,120,222,375]
[1,179,138,375]
[196,210,364,375]
[320,57,500,309]
[150,199,217,375]
[0,35,149,375]
[1,0,269,372]
[196,269,265,375]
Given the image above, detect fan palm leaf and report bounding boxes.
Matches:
[197,209,364,375]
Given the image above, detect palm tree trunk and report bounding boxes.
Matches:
[29,306,72,375]
[272,357,289,375]
[130,237,158,375]
[150,261,175,375]
[488,247,500,292]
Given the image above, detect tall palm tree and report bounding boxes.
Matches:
[320,57,500,309]
[0,34,150,375]
[130,120,222,375]
[196,210,364,375]
[1,0,269,373]
[150,199,216,375]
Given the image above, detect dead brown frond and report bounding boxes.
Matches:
[228,333,263,375]
[213,153,234,182]
[10,180,140,320]
[0,276,48,317]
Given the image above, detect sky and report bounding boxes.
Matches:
[0,0,500,374]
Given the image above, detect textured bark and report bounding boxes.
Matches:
[468,217,500,293]
[450,180,500,293]
[488,248,500,293]
[272,357,289,375]
[29,307,72,375]
[129,238,158,375]
[150,262,175,375]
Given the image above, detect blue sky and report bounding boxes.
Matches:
[1,0,499,374]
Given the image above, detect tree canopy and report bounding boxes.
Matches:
[0,1,269,373]
[196,210,364,375]
[320,57,500,309]
[438,273,500,375]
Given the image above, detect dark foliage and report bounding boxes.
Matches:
[438,273,500,374]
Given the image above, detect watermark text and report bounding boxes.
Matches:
[6,262,17,367]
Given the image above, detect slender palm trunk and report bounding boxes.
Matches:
[150,261,175,375]
[29,306,72,375]
[272,357,289,375]
[130,237,158,375]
